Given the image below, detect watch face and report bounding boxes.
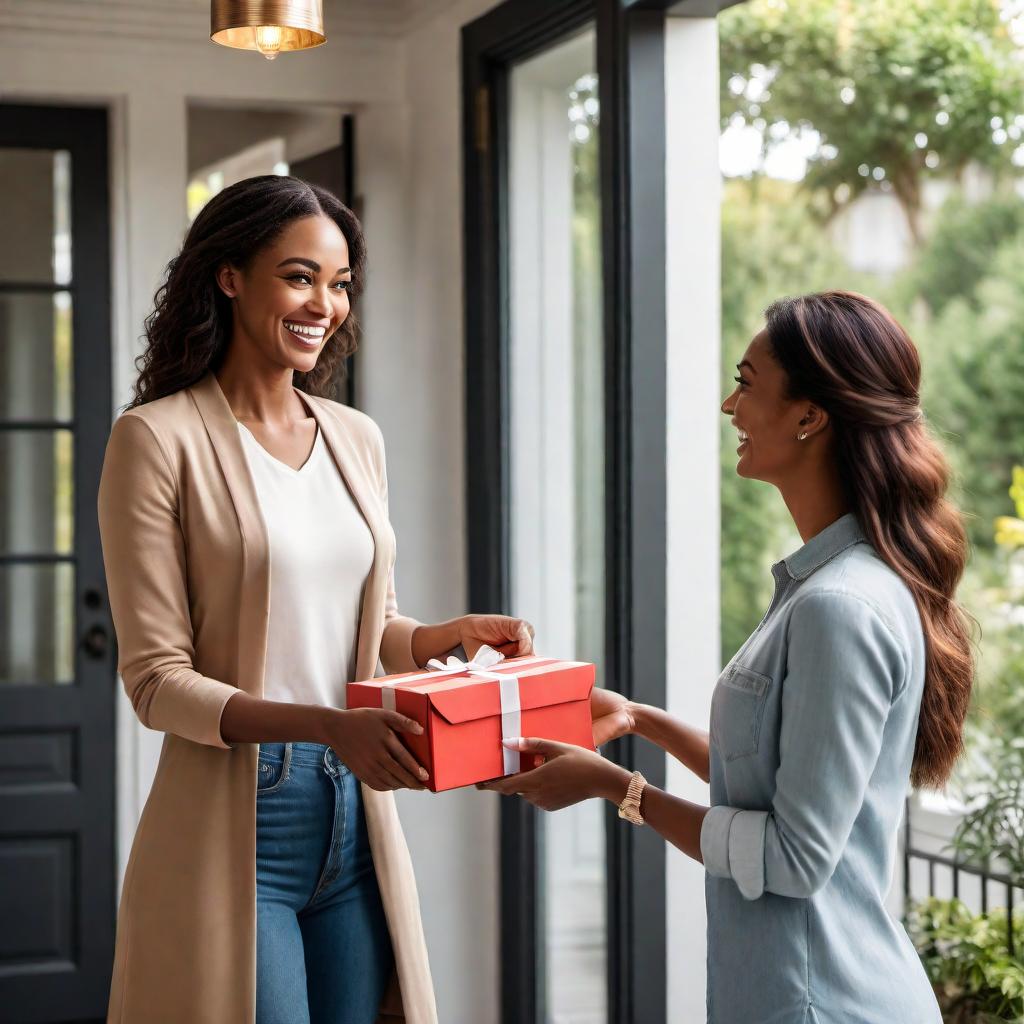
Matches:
[618,802,642,824]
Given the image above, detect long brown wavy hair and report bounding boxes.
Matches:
[765,290,974,789]
[126,174,366,410]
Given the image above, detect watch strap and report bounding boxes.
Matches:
[617,770,646,825]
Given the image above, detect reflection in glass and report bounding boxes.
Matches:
[0,562,75,685]
[0,430,74,555]
[509,28,606,1024]
[186,132,287,222]
[0,149,71,285]
[0,291,73,421]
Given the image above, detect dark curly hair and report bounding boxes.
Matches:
[126,174,366,410]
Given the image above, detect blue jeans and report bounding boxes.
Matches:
[256,742,393,1024]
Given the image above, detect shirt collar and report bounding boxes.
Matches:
[777,512,867,581]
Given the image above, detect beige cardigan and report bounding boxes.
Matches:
[98,370,437,1023]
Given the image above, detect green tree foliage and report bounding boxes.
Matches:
[899,196,1024,316]
[894,217,1024,551]
[716,4,1024,736]
[719,0,1024,243]
[878,207,1024,784]
[719,179,867,662]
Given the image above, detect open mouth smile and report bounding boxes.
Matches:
[283,320,328,348]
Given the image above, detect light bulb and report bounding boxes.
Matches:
[254,25,283,60]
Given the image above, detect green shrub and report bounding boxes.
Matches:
[952,680,1024,888]
[908,897,1024,1022]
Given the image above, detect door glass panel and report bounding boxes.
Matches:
[508,28,606,1024]
[0,562,75,685]
[0,149,71,285]
[0,291,73,420]
[0,430,74,554]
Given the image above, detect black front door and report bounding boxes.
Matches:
[0,103,116,1024]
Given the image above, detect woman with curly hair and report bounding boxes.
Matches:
[482,291,974,1023]
[98,175,533,1024]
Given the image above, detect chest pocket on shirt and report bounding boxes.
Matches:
[711,664,772,762]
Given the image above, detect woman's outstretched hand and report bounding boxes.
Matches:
[411,614,535,668]
[591,687,638,747]
[457,614,535,661]
[476,738,631,812]
[318,707,429,792]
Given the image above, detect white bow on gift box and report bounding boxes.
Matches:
[380,644,548,776]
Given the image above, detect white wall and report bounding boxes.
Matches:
[664,16,722,1024]
[188,105,346,177]
[360,4,507,1020]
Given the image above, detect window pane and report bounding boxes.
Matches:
[0,430,74,555]
[0,149,71,285]
[0,291,73,421]
[508,27,606,1024]
[0,562,75,685]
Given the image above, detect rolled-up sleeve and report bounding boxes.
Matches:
[702,805,769,899]
[701,591,903,900]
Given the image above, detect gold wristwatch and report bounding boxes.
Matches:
[617,770,646,825]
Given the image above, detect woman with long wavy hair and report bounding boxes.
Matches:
[97,175,534,1024]
[480,291,973,1023]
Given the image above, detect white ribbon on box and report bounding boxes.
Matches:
[380,645,546,776]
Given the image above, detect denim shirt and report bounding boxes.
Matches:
[700,514,942,1024]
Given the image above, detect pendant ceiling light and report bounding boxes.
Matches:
[211,0,326,61]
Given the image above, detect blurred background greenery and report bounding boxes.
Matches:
[718,0,1024,769]
[717,7,1024,1012]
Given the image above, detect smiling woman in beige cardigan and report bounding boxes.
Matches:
[98,175,533,1024]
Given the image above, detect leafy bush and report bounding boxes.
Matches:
[958,471,1024,765]
[907,898,1024,1022]
[951,735,1024,886]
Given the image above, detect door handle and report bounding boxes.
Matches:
[80,623,109,660]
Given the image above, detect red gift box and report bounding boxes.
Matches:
[347,647,596,792]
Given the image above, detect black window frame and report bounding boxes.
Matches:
[462,2,687,1021]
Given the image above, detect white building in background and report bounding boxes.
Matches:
[831,164,997,277]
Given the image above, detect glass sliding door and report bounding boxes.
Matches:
[464,2,671,1020]
[507,29,606,1024]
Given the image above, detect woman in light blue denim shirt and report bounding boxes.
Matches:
[481,292,975,1023]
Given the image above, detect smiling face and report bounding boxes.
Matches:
[215,214,352,372]
[721,329,822,485]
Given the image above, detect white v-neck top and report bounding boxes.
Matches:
[237,420,375,709]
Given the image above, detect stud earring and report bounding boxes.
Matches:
[798,432,808,441]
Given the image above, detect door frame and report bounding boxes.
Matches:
[462,3,670,1021]
[0,101,115,1024]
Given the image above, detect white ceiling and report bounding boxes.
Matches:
[0,0,468,42]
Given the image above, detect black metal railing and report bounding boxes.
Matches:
[903,799,1019,957]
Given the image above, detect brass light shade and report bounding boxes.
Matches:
[211,0,326,60]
